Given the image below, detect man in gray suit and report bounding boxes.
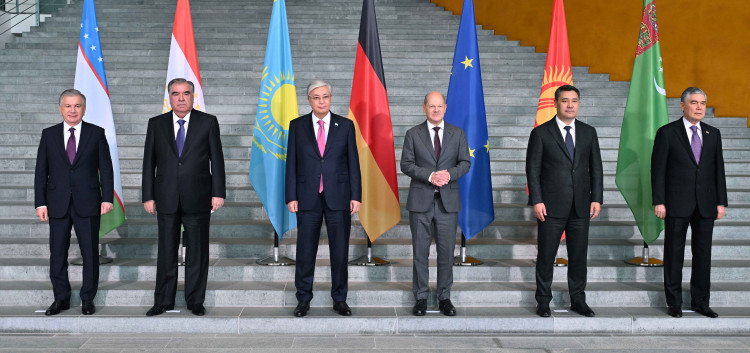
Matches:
[401,91,471,316]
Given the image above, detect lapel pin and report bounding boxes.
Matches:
[706,130,709,134]
[335,122,338,126]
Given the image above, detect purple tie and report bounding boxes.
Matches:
[66,127,76,164]
[433,126,441,160]
[176,119,186,157]
[691,125,702,163]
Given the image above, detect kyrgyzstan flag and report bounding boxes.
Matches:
[533,0,573,242]
[347,0,400,242]
[74,0,125,237]
[163,0,205,113]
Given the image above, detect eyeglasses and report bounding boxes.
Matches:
[310,95,331,102]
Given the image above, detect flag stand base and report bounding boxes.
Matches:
[625,243,663,267]
[453,234,483,266]
[349,240,389,266]
[70,245,113,265]
[554,257,568,267]
[257,232,295,266]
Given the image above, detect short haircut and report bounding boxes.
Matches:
[554,85,580,101]
[167,78,195,94]
[307,79,332,97]
[681,87,707,103]
[59,89,86,106]
[423,91,446,105]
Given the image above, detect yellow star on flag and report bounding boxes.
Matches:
[461,56,474,69]
[469,147,475,158]
[484,139,490,152]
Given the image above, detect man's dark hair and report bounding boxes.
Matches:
[167,78,195,94]
[554,85,580,101]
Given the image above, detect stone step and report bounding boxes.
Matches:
[1,237,748,261]
[1,258,748,283]
[1,279,749,308]
[2,305,749,334]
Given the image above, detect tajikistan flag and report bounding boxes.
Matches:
[163,0,205,113]
[74,0,125,237]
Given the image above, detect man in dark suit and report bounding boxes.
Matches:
[401,91,470,317]
[142,78,226,317]
[526,85,603,318]
[652,87,727,318]
[285,80,361,317]
[34,89,114,316]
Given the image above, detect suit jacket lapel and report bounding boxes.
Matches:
[303,113,322,158]
[323,114,341,158]
[180,111,199,158]
[55,123,72,166]
[72,122,93,166]
[418,122,437,163]
[572,123,583,167]
[544,120,572,164]
[673,119,698,166]
[439,125,454,163]
[162,113,179,158]
[699,125,714,165]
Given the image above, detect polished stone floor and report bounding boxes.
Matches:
[1,334,750,352]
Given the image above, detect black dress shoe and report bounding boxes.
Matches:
[189,304,205,316]
[146,304,174,317]
[692,305,719,318]
[667,306,683,318]
[333,301,352,316]
[570,302,595,317]
[294,301,310,317]
[438,299,456,316]
[536,302,551,317]
[44,300,70,316]
[82,300,96,315]
[413,299,427,316]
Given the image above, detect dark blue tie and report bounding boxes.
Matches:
[564,126,574,162]
[176,119,186,157]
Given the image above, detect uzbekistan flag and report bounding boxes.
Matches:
[444,0,494,239]
[347,0,399,242]
[249,0,297,239]
[74,0,125,237]
[163,0,205,113]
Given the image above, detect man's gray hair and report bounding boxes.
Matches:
[681,87,707,103]
[167,78,195,93]
[59,89,86,106]
[423,91,446,105]
[307,80,332,96]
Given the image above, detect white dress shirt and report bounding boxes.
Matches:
[173,111,191,138]
[312,111,331,142]
[63,121,82,151]
[426,120,448,183]
[683,117,703,145]
[555,116,576,146]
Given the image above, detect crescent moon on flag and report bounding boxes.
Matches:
[653,76,666,96]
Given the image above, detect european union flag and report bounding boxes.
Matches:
[249,0,297,239]
[444,0,494,239]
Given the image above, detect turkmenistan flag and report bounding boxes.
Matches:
[615,0,669,245]
[74,0,125,237]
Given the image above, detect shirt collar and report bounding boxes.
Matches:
[426,119,445,130]
[682,116,701,131]
[64,121,83,131]
[312,111,331,126]
[555,116,575,131]
[173,111,191,124]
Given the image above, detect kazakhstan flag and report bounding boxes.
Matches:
[249,0,297,239]
[444,0,494,239]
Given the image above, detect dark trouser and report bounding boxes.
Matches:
[295,193,351,303]
[154,203,211,307]
[535,205,589,305]
[664,207,714,308]
[410,194,458,301]
[49,200,100,302]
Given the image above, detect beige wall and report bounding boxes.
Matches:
[432,0,750,125]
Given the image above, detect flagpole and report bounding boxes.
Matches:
[453,232,482,266]
[625,241,663,267]
[257,231,295,266]
[350,238,389,266]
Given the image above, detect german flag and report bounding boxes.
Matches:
[347,0,399,242]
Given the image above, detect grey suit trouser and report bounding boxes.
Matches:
[410,194,458,301]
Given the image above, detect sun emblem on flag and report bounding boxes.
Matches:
[254,66,297,160]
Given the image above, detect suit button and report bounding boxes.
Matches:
[178,162,182,166]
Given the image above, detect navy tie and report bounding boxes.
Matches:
[176,119,186,157]
[564,126,574,162]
